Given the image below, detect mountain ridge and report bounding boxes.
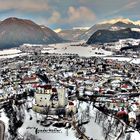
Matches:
[77,18,140,41]
[99,18,140,26]
[87,28,140,44]
[0,17,63,49]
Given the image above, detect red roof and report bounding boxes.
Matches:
[52,88,57,92]
[121,84,128,88]
[117,111,127,117]
[21,67,29,70]
[23,77,37,81]
[69,102,74,106]
[37,85,52,89]
[32,84,39,88]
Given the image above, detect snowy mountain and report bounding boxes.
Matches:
[78,23,112,41]
[87,28,140,44]
[78,18,140,41]
[59,28,87,41]
[100,18,140,26]
[0,17,63,49]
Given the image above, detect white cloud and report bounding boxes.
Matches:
[124,1,138,9]
[45,6,96,26]
[110,0,139,15]
[54,28,62,33]
[100,17,138,25]
[0,0,49,12]
[67,6,96,23]
[48,11,61,24]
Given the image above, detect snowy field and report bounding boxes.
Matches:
[0,48,27,59]
[42,43,113,57]
[0,101,104,140]
[42,43,140,64]
[78,102,104,140]
[104,57,140,64]
[0,106,77,140]
[0,43,140,65]
[0,44,140,140]
[18,109,77,140]
[0,49,21,55]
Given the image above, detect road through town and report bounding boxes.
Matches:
[0,120,5,140]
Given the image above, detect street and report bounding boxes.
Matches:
[0,120,5,140]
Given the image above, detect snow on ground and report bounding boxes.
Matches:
[0,49,21,55]
[1,43,140,65]
[42,42,140,64]
[77,102,104,140]
[131,28,140,32]
[22,44,44,47]
[0,48,27,59]
[84,117,104,140]
[18,109,77,140]
[0,109,9,134]
[0,108,76,140]
[0,44,140,140]
[42,43,113,57]
[85,105,104,140]
[131,131,140,140]
[19,101,104,140]
[0,53,27,59]
[104,57,140,64]
[104,39,140,51]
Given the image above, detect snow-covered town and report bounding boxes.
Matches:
[0,42,140,140]
[1,0,140,139]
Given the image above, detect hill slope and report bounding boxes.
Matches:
[0,17,63,49]
[59,29,87,41]
[78,18,140,41]
[87,28,140,44]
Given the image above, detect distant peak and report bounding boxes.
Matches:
[54,28,62,33]
[4,17,20,21]
[10,17,18,20]
[1,17,38,27]
[99,18,140,26]
[72,27,90,30]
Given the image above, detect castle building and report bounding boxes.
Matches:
[33,84,77,115]
[33,85,69,113]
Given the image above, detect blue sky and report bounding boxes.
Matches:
[0,0,140,29]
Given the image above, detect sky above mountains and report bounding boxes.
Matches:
[0,0,140,30]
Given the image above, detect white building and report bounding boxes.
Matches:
[34,85,68,108]
[33,84,79,115]
[57,87,67,107]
